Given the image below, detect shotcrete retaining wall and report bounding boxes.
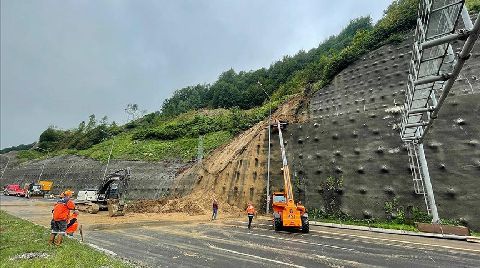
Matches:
[267,37,480,230]
[0,154,192,200]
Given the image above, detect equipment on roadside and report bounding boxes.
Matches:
[3,184,26,197]
[24,180,53,198]
[76,168,130,216]
[271,121,309,233]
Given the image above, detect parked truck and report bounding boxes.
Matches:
[24,180,53,198]
[3,184,26,197]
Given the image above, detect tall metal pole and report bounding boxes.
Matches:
[259,81,271,214]
[266,98,271,214]
[37,150,49,181]
[102,138,115,181]
[38,163,46,181]
[417,143,440,223]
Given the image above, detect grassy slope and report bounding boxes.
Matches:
[78,131,233,162]
[0,210,130,268]
[16,98,282,162]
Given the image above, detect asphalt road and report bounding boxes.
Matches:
[1,195,480,267]
[85,221,480,268]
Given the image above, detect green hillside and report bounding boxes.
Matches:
[14,0,422,162]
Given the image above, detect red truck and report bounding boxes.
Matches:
[3,184,26,197]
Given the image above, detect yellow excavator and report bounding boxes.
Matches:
[271,121,309,233]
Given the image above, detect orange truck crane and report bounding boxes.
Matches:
[271,121,309,233]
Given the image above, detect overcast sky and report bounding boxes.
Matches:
[1,0,392,149]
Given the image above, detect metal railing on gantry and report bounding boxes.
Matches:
[400,0,480,223]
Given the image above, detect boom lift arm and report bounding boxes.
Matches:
[271,121,309,233]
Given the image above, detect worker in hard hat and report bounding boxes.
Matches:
[66,210,80,237]
[246,202,256,229]
[49,190,75,245]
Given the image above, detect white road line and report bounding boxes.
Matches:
[247,231,356,252]
[228,223,480,256]
[208,244,305,268]
[86,243,117,256]
[228,226,357,252]
[310,230,480,254]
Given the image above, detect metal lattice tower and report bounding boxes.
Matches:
[400,0,480,222]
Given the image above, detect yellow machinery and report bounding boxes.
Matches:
[271,121,309,233]
[25,180,53,198]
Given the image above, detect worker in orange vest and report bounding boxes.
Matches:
[49,190,75,245]
[246,202,256,229]
[66,210,80,236]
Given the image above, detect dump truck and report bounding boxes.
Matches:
[76,168,130,217]
[24,180,53,198]
[271,121,309,233]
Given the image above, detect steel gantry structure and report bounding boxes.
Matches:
[401,0,480,223]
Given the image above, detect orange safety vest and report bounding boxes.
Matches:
[53,198,75,221]
[246,205,255,215]
[66,214,79,234]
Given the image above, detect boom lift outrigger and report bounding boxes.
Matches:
[271,121,309,233]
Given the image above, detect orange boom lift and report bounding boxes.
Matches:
[271,121,309,233]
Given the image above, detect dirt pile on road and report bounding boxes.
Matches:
[126,191,243,216]
[126,198,206,215]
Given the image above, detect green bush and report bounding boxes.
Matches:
[16,150,44,162]
[467,0,480,12]
[37,127,66,151]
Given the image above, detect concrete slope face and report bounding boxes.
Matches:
[0,154,191,200]
[268,37,480,230]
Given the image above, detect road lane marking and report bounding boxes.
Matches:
[310,230,480,255]
[247,231,356,252]
[86,243,117,256]
[229,221,479,254]
[207,244,305,268]
[226,224,480,258]
[226,226,358,252]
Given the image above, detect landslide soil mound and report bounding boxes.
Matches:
[126,192,242,216]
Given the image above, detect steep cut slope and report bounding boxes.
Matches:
[166,95,308,212]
